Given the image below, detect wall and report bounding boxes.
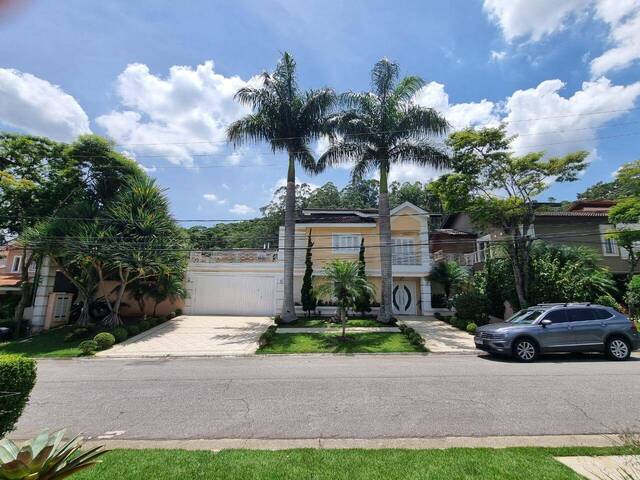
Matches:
[98,280,185,318]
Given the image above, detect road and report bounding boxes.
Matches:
[14,353,640,440]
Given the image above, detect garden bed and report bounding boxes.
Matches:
[257,332,426,354]
[279,316,387,328]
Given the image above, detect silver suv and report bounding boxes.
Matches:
[474,303,640,362]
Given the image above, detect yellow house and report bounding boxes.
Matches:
[183,201,432,317]
[288,201,432,316]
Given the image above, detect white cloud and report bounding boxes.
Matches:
[229,203,255,215]
[96,61,260,167]
[483,0,640,75]
[490,50,507,61]
[121,150,157,173]
[0,68,90,142]
[202,192,227,205]
[221,183,231,190]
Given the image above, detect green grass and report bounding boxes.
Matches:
[0,326,86,358]
[258,332,425,354]
[281,317,384,328]
[72,447,636,480]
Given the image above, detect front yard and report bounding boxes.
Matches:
[0,326,82,358]
[72,447,635,480]
[258,332,425,354]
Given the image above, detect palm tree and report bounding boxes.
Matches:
[318,58,450,323]
[315,259,375,338]
[227,52,334,323]
[427,261,469,307]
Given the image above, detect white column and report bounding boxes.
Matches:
[30,257,56,331]
[420,276,432,315]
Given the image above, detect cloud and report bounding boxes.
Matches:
[229,203,255,215]
[203,192,227,204]
[0,68,90,142]
[490,50,507,61]
[483,0,640,75]
[96,61,260,167]
[271,177,319,196]
[121,150,157,173]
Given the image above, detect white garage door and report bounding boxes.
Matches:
[189,273,277,316]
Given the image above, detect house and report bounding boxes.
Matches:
[0,241,36,296]
[183,202,435,316]
[440,199,632,277]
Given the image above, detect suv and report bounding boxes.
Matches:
[474,303,639,362]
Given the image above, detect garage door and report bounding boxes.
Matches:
[188,273,277,315]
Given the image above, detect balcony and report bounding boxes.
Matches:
[432,250,483,266]
[190,250,278,265]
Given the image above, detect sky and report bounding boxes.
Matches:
[0,0,639,222]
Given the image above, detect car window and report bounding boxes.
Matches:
[506,309,544,324]
[566,308,597,322]
[543,310,569,323]
[592,308,613,320]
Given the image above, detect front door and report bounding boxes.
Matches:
[392,281,417,315]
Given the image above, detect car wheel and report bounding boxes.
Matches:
[513,338,538,362]
[606,336,631,361]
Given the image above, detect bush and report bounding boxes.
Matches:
[258,325,278,347]
[627,275,640,315]
[167,311,177,320]
[175,308,183,316]
[452,290,489,325]
[139,319,152,331]
[126,324,140,337]
[79,340,98,356]
[434,311,443,320]
[112,327,128,343]
[595,295,622,311]
[466,322,477,334]
[64,327,89,343]
[398,325,426,351]
[93,332,115,350]
[451,316,468,330]
[0,355,37,437]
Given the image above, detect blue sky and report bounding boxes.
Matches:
[1,0,639,222]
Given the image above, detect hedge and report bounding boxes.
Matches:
[0,355,37,437]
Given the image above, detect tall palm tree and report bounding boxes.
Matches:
[227,52,334,323]
[318,59,450,323]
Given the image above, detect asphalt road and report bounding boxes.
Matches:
[14,353,640,440]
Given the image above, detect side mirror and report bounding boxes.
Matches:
[541,319,552,327]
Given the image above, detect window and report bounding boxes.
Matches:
[0,254,6,269]
[600,225,618,256]
[392,238,416,265]
[566,308,597,322]
[592,308,613,320]
[10,255,22,273]
[332,234,361,254]
[543,310,569,323]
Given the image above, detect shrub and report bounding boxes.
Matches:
[93,332,115,350]
[258,325,278,347]
[0,355,37,437]
[595,295,622,311]
[126,324,140,337]
[398,325,427,351]
[112,327,128,343]
[175,308,183,316]
[63,327,89,343]
[452,290,489,325]
[466,322,477,334]
[627,275,640,316]
[434,311,443,320]
[79,340,98,356]
[451,316,468,330]
[139,319,152,331]
[167,311,177,320]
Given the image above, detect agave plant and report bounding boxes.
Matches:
[0,429,106,479]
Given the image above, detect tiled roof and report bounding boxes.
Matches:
[296,214,377,224]
[0,274,20,288]
[432,228,476,236]
[535,211,609,217]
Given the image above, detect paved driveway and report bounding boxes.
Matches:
[98,315,273,357]
[400,316,477,353]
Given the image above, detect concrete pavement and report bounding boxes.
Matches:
[400,317,477,353]
[14,353,640,440]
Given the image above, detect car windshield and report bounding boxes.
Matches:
[505,309,544,325]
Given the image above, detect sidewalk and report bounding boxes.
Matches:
[399,316,477,353]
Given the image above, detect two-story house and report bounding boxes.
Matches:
[183,202,433,316]
[0,241,35,296]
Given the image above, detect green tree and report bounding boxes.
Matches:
[314,259,375,338]
[435,126,588,307]
[607,196,640,278]
[626,275,640,318]
[228,54,334,324]
[427,261,469,307]
[300,232,316,317]
[306,182,342,208]
[339,179,379,209]
[318,58,449,322]
[354,238,372,315]
[147,271,188,316]
[578,159,640,200]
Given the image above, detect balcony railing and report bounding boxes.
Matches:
[190,250,278,264]
[432,250,483,266]
[392,253,421,265]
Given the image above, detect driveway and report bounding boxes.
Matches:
[97,315,273,357]
[400,316,477,353]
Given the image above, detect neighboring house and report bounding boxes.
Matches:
[0,241,36,296]
[183,202,434,316]
[440,200,632,277]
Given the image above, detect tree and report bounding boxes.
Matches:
[427,261,468,307]
[627,275,640,318]
[306,182,342,208]
[434,126,588,307]
[578,159,640,200]
[607,195,640,278]
[354,238,372,315]
[300,232,316,317]
[147,271,188,316]
[227,53,334,323]
[314,259,375,338]
[318,58,449,323]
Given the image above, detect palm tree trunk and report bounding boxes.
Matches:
[281,153,297,323]
[340,305,347,339]
[13,248,32,339]
[377,163,393,323]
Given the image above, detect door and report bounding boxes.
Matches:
[537,309,574,349]
[567,307,608,348]
[392,281,416,315]
[188,273,276,315]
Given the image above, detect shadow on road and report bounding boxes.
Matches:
[477,352,640,364]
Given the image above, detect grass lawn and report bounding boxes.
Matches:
[0,326,83,358]
[73,447,635,480]
[281,317,384,328]
[258,332,426,354]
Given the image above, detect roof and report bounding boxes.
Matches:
[568,199,616,212]
[296,213,377,224]
[431,228,477,237]
[535,211,609,217]
[0,274,20,288]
